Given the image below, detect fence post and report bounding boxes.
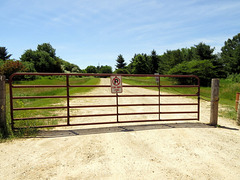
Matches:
[0,75,6,129]
[237,96,240,126]
[210,79,219,126]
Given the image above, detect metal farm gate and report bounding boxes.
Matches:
[9,73,200,129]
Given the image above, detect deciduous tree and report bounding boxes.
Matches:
[20,43,62,72]
[221,33,240,74]
[85,65,97,73]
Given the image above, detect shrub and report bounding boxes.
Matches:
[226,73,240,83]
[114,68,129,74]
[168,60,217,86]
[0,60,26,79]
[0,60,36,80]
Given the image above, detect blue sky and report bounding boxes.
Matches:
[1,0,240,70]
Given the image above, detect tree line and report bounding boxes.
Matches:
[0,43,113,79]
[115,33,240,86]
[0,33,239,86]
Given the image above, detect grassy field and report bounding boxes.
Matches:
[123,76,240,120]
[0,76,100,141]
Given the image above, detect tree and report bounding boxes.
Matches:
[194,42,216,60]
[126,54,136,74]
[99,65,112,74]
[157,49,184,74]
[60,59,81,73]
[20,43,63,73]
[132,54,150,74]
[168,60,217,86]
[221,33,240,74]
[37,43,56,58]
[85,65,97,73]
[0,47,12,61]
[116,54,126,69]
[150,50,159,74]
[181,48,194,62]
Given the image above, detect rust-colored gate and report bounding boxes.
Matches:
[9,73,200,129]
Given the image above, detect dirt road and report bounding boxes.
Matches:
[1,78,240,179]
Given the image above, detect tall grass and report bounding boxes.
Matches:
[1,76,100,141]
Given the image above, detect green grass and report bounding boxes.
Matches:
[1,76,100,141]
[123,76,199,95]
[123,76,240,121]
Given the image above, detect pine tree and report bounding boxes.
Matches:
[116,54,126,69]
[0,47,12,61]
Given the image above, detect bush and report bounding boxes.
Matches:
[226,73,240,83]
[0,60,26,79]
[114,68,129,74]
[168,60,217,86]
[0,60,36,80]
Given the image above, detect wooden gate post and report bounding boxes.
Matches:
[210,79,219,126]
[0,75,6,129]
[237,96,240,125]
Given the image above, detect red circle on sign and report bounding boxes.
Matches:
[112,77,120,86]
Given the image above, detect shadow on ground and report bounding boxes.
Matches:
[34,122,233,138]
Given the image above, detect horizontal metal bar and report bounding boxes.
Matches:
[12,96,67,99]
[159,118,198,121]
[160,94,198,97]
[13,103,198,111]
[14,118,199,129]
[70,105,116,108]
[69,85,110,88]
[70,95,116,98]
[118,103,158,107]
[122,85,199,88]
[70,95,160,98]
[70,113,116,118]
[122,85,158,88]
[11,82,198,89]
[120,112,159,116]
[13,111,197,121]
[12,94,198,100]
[70,104,158,108]
[14,124,71,129]
[13,106,68,111]
[160,111,198,114]
[14,116,68,121]
[70,94,198,98]
[160,85,199,88]
[118,103,198,106]
[118,118,198,122]
[71,111,198,118]
[119,111,198,115]
[71,95,159,98]
[12,85,66,88]
[70,112,160,118]
[160,103,198,106]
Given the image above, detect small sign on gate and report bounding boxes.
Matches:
[154,73,159,84]
[110,75,122,93]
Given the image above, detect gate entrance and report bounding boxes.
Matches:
[9,73,200,129]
